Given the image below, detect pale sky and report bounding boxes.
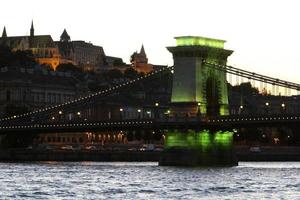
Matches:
[1,0,300,82]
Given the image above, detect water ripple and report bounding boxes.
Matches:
[0,162,300,199]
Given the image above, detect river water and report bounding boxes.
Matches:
[0,162,299,199]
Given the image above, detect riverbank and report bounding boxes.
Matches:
[236,146,300,161]
[0,149,160,162]
[0,146,300,162]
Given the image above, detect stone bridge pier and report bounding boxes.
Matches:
[160,36,237,166]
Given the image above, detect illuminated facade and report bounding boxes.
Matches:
[71,40,106,72]
[131,45,153,73]
[167,36,233,117]
[0,22,70,70]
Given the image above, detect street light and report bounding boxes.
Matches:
[265,102,269,114]
[77,112,81,116]
[239,105,244,115]
[119,108,124,119]
[281,103,286,113]
[155,102,159,107]
[58,110,63,115]
[146,111,151,118]
[196,102,201,117]
[137,109,141,119]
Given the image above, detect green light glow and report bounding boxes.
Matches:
[214,131,233,147]
[165,130,233,150]
[175,36,225,49]
[219,105,229,116]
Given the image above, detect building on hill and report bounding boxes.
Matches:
[71,40,106,73]
[54,29,75,66]
[105,56,129,72]
[0,65,88,118]
[0,21,66,70]
[0,22,106,72]
[130,45,153,73]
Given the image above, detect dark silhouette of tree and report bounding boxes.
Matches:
[124,67,139,79]
[0,45,36,68]
[229,82,259,96]
[14,50,35,66]
[113,59,125,66]
[104,69,123,80]
[56,63,82,73]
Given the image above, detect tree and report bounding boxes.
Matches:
[130,52,137,64]
[56,63,82,73]
[14,50,35,67]
[229,82,259,96]
[104,69,123,79]
[113,59,125,66]
[0,45,36,68]
[124,67,139,79]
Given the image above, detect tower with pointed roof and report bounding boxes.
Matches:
[30,20,34,37]
[60,29,71,42]
[130,45,152,73]
[29,21,35,48]
[56,29,74,63]
[131,45,148,65]
[2,26,7,38]
[140,44,146,57]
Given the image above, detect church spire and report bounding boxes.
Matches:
[140,44,146,56]
[30,20,34,37]
[2,26,7,38]
[60,29,71,42]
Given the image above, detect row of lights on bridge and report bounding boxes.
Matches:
[239,102,286,109]
[52,111,81,120]
[0,66,173,122]
[119,102,160,113]
[52,102,163,121]
[0,120,154,130]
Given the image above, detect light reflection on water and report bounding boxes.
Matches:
[0,162,299,199]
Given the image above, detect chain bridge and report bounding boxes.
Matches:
[1,36,300,166]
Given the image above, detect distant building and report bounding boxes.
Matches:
[54,29,75,66]
[229,91,300,115]
[105,56,129,72]
[0,65,88,117]
[0,21,69,70]
[130,45,153,73]
[71,40,106,72]
[0,22,107,72]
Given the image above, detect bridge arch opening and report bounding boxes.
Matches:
[206,76,220,117]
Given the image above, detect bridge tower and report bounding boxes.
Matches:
[167,36,233,117]
[160,36,237,166]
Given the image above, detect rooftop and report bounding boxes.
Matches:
[175,36,226,49]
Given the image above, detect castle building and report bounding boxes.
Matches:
[71,40,106,72]
[130,45,153,73]
[0,22,106,72]
[0,21,67,70]
[54,29,75,66]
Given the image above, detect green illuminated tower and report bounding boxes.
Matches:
[167,36,233,117]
